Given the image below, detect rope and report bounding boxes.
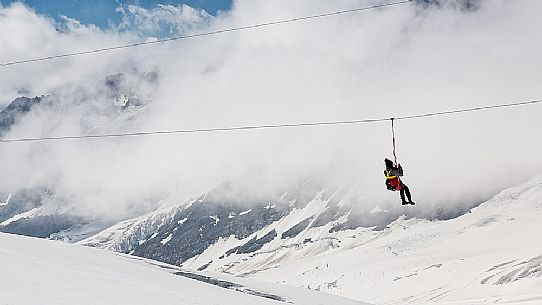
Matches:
[0,0,412,68]
[391,118,398,165]
[0,98,541,143]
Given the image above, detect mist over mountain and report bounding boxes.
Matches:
[2,0,542,237]
[1,1,542,304]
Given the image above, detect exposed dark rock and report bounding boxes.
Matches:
[0,188,50,223]
[0,188,92,239]
[228,230,277,255]
[416,0,481,11]
[313,206,342,228]
[0,96,43,133]
[281,218,312,239]
[1,215,85,238]
[130,179,324,266]
[132,200,287,265]
[105,68,160,109]
[197,261,213,271]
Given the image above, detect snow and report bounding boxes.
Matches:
[239,209,251,216]
[198,193,208,202]
[183,234,243,269]
[183,189,334,273]
[369,204,388,213]
[1,207,40,226]
[171,175,542,305]
[160,233,173,245]
[0,233,367,305]
[77,172,542,305]
[178,216,189,224]
[210,215,219,225]
[265,202,276,209]
[79,192,200,251]
[113,94,129,107]
[236,175,542,305]
[0,193,11,206]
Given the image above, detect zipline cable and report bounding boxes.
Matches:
[0,0,412,68]
[0,98,540,143]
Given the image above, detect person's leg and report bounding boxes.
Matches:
[402,183,413,202]
[400,186,407,204]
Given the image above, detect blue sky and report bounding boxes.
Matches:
[0,0,232,28]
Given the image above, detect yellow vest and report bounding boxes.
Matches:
[385,169,400,181]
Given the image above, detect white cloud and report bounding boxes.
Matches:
[0,0,542,222]
[116,3,211,37]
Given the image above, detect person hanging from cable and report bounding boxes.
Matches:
[384,158,414,205]
[385,118,414,205]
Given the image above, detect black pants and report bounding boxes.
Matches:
[400,182,412,202]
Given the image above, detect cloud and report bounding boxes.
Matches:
[116,3,211,37]
[1,0,542,223]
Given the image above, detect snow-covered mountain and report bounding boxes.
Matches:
[80,177,345,264]
[0,232,367,305]
[5,89,538,305]
[0,69,159,241]
[80,175,476,266]
[80,175,542,304]
[2,1,541,304]
[239,175,542,304]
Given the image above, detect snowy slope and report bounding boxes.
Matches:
[77,175,542,305]
[80,176,476,269]
[232,175,542,305]
[80,178,356,265]
[0,232,368,305]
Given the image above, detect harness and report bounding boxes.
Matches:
[385,169,401,191]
